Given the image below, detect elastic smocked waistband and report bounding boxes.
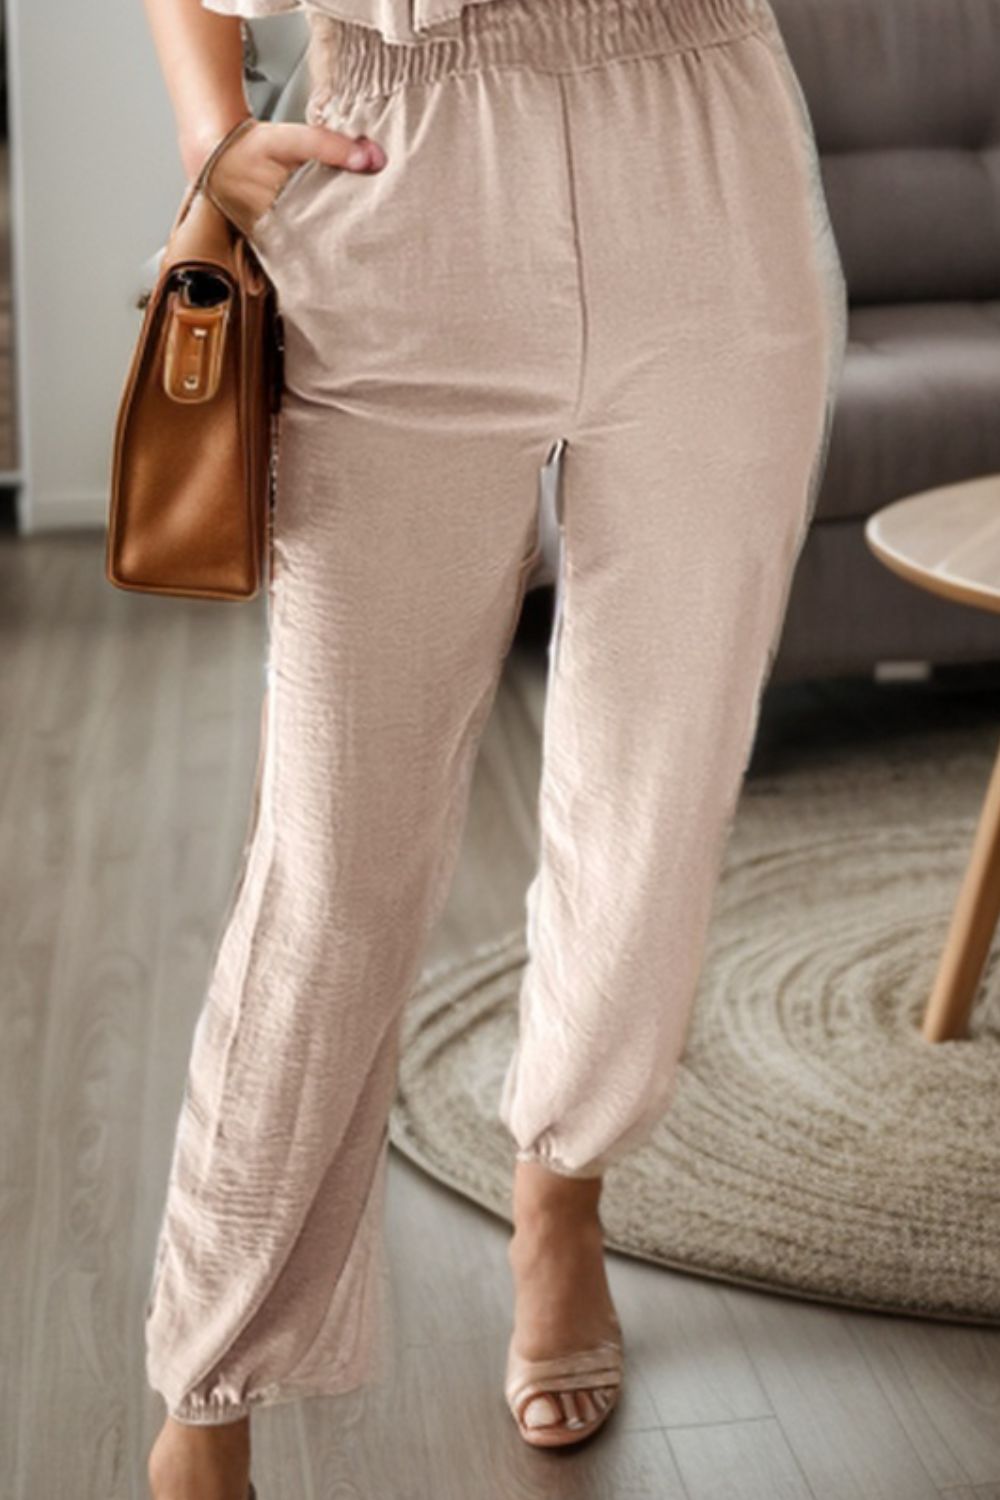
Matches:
[304,0,773,114]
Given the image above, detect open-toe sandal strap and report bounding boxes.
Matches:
[508,1376,622,1429]
[505,1346,623,1415]
[507,1361,623,1402]
[506,1339,623,1385]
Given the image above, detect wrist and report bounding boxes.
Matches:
[180,112,253,181]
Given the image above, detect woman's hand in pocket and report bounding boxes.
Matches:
[193,118,387,236]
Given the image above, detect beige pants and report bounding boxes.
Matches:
[146,0,847,1424]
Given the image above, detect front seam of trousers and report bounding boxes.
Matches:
[145,0,848,1425]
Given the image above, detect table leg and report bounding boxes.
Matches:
[921,733,1000,1041]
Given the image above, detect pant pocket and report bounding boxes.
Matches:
[202,129,323,254]
[246,156,323,250]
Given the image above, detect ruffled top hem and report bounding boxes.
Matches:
[200,0,493,45]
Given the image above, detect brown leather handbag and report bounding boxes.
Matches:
[106,117,284,602]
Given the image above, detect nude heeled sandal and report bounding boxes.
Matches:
[504,1325,625,1448]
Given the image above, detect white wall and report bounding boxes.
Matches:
[7,0,185,530]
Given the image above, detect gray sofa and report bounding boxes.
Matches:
[244,0,1000,682]
[767,0,1000,681]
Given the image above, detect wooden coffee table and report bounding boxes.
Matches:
[865,473,1000,1041]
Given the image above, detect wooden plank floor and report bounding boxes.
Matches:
[3,531,1000,1499]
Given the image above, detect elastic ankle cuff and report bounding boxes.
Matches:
[514,1147,605,1180]
[166,1399,252,1426]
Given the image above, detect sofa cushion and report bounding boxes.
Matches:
[769,0,1000,303]
[817,301,1000,523]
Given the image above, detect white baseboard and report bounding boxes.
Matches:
[18,490,108,533]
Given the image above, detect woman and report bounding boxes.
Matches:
[141,0,847,1493]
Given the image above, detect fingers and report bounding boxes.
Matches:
[344,135,388,171]
[200,113,388,237]
[203,119,387,236]
[274,120,387,173]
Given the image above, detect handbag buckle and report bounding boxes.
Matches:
[163,271,233,403]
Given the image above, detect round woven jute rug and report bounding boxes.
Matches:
[389,676,1000,1325]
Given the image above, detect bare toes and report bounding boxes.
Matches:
[574,1389,599,1423]
[522,1394,562,1430]
[560,1391,587,1429]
